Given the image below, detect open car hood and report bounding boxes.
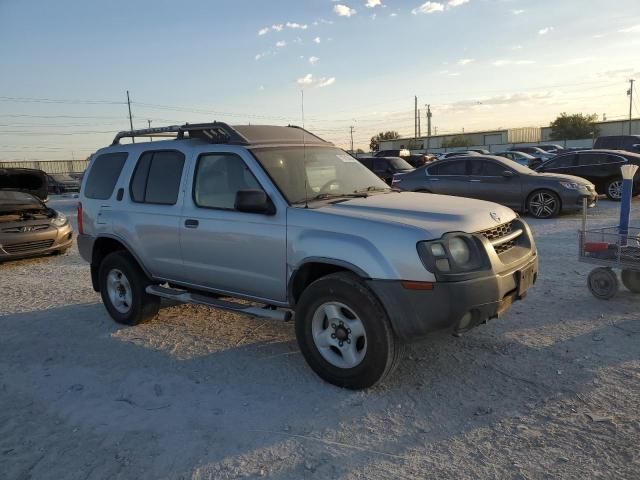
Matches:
[0,168,49,201]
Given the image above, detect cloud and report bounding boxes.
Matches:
[334,4,357,16]
[296,74,336,88]
[620,24,640,33]
[365,0,383,7]
[258,27,270,36]
[309,56,320,65]
[276,40,287,48]
[390,12,398,16]
[512,9,524,15]
[538,27,554,35]
[444,91,554,110]
[457,58,474,65]
[314,36,321,43]
[272,24,284,32]
[412,2,444,14]
[286,22,308,30]
[493,59,536,66]
[447,0,468,6]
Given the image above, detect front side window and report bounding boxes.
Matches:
[546,154,576,169]
[470,160,507,177]
[193,153,262,210]
[251,146,389,204]
[130,150,185,205]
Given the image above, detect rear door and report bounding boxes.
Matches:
[467,160,522,208]
[537,153,577,174]
[574,152,622,186]
[425,159,469,196]
[120,150,186,279]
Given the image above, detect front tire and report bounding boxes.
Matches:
[527,190,561,219]
[295,272,403,389]
[605,178,623,201]
[98,251,160,325]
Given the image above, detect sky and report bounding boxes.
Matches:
[0,0,639,159]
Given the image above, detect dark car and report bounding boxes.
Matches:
[534,149,640,200]
[0,169,73,261]
[510,146,555,159]
[358,156,414,185]
[439,151,482,160]
[593,135,640,153]
[467,148,492,155]
[533,144,565,154]
[47,173,80,194]
[393,155,598,219]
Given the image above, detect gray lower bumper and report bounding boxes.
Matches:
[367,254,539,339]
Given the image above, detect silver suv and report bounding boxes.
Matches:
[78,123,538,389]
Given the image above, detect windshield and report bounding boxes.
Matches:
[388,157,414,170]
[251,146,390,204]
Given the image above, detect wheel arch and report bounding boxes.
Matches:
[288,258,370,306]
[90,235,151,291]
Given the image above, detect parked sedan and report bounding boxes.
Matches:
[393,155,597,219]
[439,151,482,160]
[47,173,80,194]
[0,169,73,261]
[357,156,414,185]
[535,149,640,200]
[495,151,538,167]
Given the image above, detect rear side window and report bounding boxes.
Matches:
[84,153,127,199]
[130,150,185,205]
[546,154,576,169]
[470,161,505,176]
[428,160,466,175]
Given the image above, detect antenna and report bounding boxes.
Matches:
[302,89,309,209]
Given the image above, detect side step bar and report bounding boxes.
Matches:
[146,285,292,322]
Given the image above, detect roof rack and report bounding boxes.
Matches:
[112,122,250,146]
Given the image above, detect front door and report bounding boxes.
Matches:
[425,159,470,196]
[467,160,522,209]
[179,151,287,303]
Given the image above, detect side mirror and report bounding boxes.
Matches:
[502,170,515,178]
[234,190,275,215]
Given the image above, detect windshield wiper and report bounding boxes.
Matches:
[310,192,368,201]
[356,186,391,193]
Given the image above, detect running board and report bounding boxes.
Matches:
[145,285,292,322]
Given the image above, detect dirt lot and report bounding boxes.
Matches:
[1,198,639,480]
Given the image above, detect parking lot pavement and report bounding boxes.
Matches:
[1,198,639,479]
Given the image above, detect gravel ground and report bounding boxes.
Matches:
[1,197,639,480]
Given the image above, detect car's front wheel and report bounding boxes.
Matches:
[98,251,160,325]
[527,190,561,219]
[295,272,403,389]
[605,178,623,201]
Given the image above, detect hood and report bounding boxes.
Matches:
[318,192,517,237]
[0,168,48,201]
[536,172,592,184]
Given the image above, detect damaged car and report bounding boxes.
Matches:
[0,168,73,261]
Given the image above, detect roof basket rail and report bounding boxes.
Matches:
[111,122,250,146]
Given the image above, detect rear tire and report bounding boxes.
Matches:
[605,178,623,201]
[295,272,403,389]
[98,251,160,325]
[527,190,561,219]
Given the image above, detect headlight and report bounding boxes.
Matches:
[560,182,579,190]
[417,234,487,276]
[448,237,470,265]
[52,213,68,227]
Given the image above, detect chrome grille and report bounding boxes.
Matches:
[477,221,518,255]
[3,240,54,254]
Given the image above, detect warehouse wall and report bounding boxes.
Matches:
[0,160,89,174]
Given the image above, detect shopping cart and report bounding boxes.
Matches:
[579,199,640,299]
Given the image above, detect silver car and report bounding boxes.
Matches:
[78,123,539,389]
[394,155,598,219]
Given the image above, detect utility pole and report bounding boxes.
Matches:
[628,79,635,135]
[418,109,421,138]
[426,104,432,153]
[349,125,355,153]
[414,96,418,146]
[126,90,135,143]
[148,119,153,141]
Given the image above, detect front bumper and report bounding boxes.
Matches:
[368,252,539,339]
[562,189,597,211]
[0,223,73,261]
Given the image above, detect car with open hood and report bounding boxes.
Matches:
[0,168,73,261]
[393,155,598,219]
[77,123,539,389]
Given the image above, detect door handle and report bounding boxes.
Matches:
[184,219,199,229]
[469,179,482,182]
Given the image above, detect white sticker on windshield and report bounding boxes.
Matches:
[337,154,357,163]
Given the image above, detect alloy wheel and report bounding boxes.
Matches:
[529,192,558,218]
[608,180,623,200]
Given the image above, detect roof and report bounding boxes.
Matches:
[111,122,331,147]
